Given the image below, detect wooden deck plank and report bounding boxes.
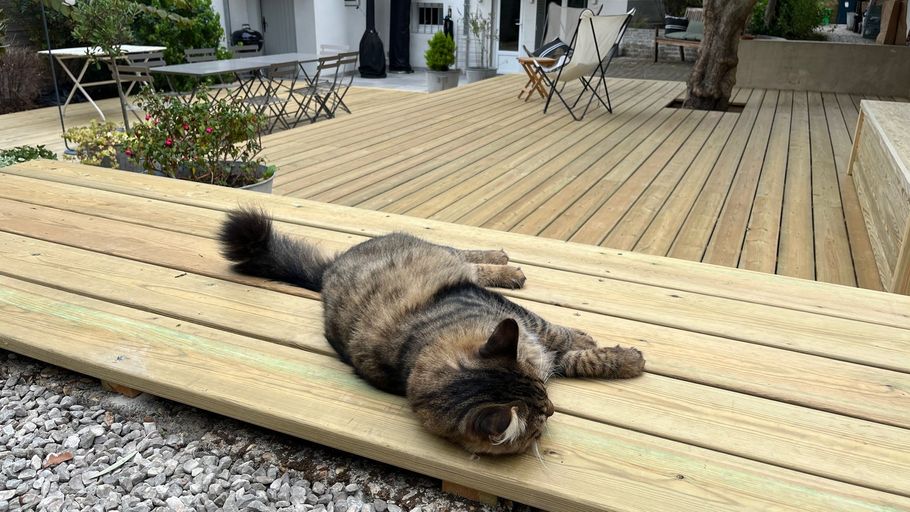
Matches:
[387,81,675,218]
[602,111,726,250]
[436,87,684,226]
[7,273,908,512]
[494,88,691,235]
[7,162,910,334]
[3,174,910,427]
[7,76,899,292]
[703,90,781,267]
[570,109,708,245]
[822,92,883,291]
[635,89,756,257]
[522,106,695,238]
[6,192,909,380]
[777,91,816,280]
[318,82,636,208]
[3,232,909,498]
[808,91,856,287]
[272,81,520,195]
[739,90,793,273]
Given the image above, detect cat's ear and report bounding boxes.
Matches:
[479,318,519,360]
[470,405,513,439]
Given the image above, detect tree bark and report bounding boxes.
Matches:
[683,0,759,111]
[763,0,780,30]
[110,57,131,131]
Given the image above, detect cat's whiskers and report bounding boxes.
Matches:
[530,440,549,471]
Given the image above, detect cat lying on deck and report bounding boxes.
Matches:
[218,208,645,455]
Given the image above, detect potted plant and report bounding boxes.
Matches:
[466,8,497,83]
[425,30,459,93]
[125,88,277,192]
[64,121,133,169]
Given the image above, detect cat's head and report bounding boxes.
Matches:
[408,318,555,455]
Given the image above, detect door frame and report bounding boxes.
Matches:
[259,0,298,55]
[495,0,523,73]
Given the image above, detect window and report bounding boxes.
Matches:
[416,3,444,33]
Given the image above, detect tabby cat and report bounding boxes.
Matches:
[219,208,645,455]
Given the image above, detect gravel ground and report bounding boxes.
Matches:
[0,350,534,512]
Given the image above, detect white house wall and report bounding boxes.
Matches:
[295,0,317,55]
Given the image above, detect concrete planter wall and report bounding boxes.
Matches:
[735,39,910,96]
[465,67,497,83]
[108,153,275,193]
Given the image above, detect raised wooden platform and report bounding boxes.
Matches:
[2,161,910,511]
[262,75,909,291]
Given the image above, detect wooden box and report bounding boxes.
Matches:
[849,100,910,294]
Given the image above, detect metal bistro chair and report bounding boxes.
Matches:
[324,51,358,116]
[290,55,342,125]
[244,62,299,133]
[184,47,236,100]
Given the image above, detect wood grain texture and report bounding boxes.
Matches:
[3,187,909,377]
[852,101,910,293]
[3,276,910,512]
[4,163,910,334]
[3,162,910,510]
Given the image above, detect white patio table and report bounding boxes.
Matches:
[37,45,167,120]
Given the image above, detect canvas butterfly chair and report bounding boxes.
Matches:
[518,3,601,101]
[536,9,634,120]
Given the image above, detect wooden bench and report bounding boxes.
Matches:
[849,100,910,295]
[2,161,910,511]
[654,7,703,62]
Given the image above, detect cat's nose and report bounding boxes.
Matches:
[545,400,555,417]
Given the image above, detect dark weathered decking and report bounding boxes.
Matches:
[263,75,907,291]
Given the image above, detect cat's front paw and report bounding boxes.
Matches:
[502,267,527,289]
[486,250,510,265]
[609,345,645,378]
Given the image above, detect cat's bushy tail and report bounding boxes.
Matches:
[218,207,333,292]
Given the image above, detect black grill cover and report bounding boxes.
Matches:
[359,0,387,78]
[388,0,413,72]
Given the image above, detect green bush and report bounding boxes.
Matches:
[750,0,826,40]
[425,31,455,72]
[0,144,57,168]
[134,0,223,64]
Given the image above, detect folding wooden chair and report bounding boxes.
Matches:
[537,9,634,120]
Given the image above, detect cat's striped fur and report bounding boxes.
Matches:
[219,208,645,455]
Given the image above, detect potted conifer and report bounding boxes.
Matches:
[425,31,459,93]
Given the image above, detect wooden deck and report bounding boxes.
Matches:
[262,75,908,291]
[2,160,910,511]
[0,87,416,157]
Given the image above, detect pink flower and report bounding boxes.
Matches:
[183,123,190,131]
[125,148,133,157]
[165,138,173,147]
[145,114,151,121]
[205,127,213,134]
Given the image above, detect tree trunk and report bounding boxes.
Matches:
[763,0,780,30]
[110,57,131,131]
[683,0,758,111]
